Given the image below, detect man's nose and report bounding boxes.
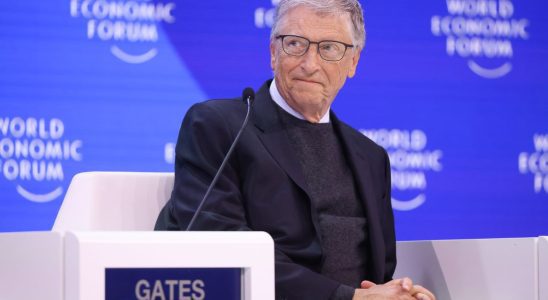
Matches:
[300,44,321,73]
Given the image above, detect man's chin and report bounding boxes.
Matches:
[289,93,326,108]
[290,85,324,99]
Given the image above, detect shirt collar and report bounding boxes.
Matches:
[269,79,330,123]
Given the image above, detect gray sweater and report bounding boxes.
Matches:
[278,108,369,300]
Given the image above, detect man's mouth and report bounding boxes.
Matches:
[295,78,321,85]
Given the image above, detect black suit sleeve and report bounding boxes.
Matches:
[382,149,397,282]
[164,102,249,231]
[156,101,343,299]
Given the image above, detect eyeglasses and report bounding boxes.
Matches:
[276,35,354,61]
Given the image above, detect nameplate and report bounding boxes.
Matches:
[105,267,242,300]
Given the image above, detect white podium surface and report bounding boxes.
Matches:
[66,231,274,300]
[395,238,538,300]
[540,236,548,300]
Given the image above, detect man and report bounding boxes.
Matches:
[156,0,434,299]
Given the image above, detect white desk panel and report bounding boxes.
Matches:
[395,238,538,300]
[540,236,548,300]
[0,232,64,300]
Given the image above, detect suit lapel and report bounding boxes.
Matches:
[252,81,312,200]
[331,113,386,282]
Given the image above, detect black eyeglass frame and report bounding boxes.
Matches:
[276,34,355,61]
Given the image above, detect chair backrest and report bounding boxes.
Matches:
[52,172,174,231]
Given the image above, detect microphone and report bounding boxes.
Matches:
[185,87,255,231]
[242,87,255,106]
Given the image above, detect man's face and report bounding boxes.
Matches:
[270,5,361,122]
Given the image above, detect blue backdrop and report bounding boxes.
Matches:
[1,0,546,240]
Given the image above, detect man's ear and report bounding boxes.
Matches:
[347,49,361,78]
[270,41,277,71]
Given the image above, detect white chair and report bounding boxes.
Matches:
[52,172,174,231]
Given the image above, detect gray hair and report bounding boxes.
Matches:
[270,0,366,49]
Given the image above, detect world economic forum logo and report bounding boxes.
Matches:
[254,0,279,29]
[69,0,176,64]
[362,129,443,211]
[518,133,548,194]
[0,117,82,203]
[431,0,530,79]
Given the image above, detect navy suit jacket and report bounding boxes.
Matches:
[155,80,396,299]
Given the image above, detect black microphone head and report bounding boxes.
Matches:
[242,87,255,105]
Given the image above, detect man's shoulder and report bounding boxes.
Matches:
[336,119,387,156]
[185,97,247,122]
[190,97,244,113]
